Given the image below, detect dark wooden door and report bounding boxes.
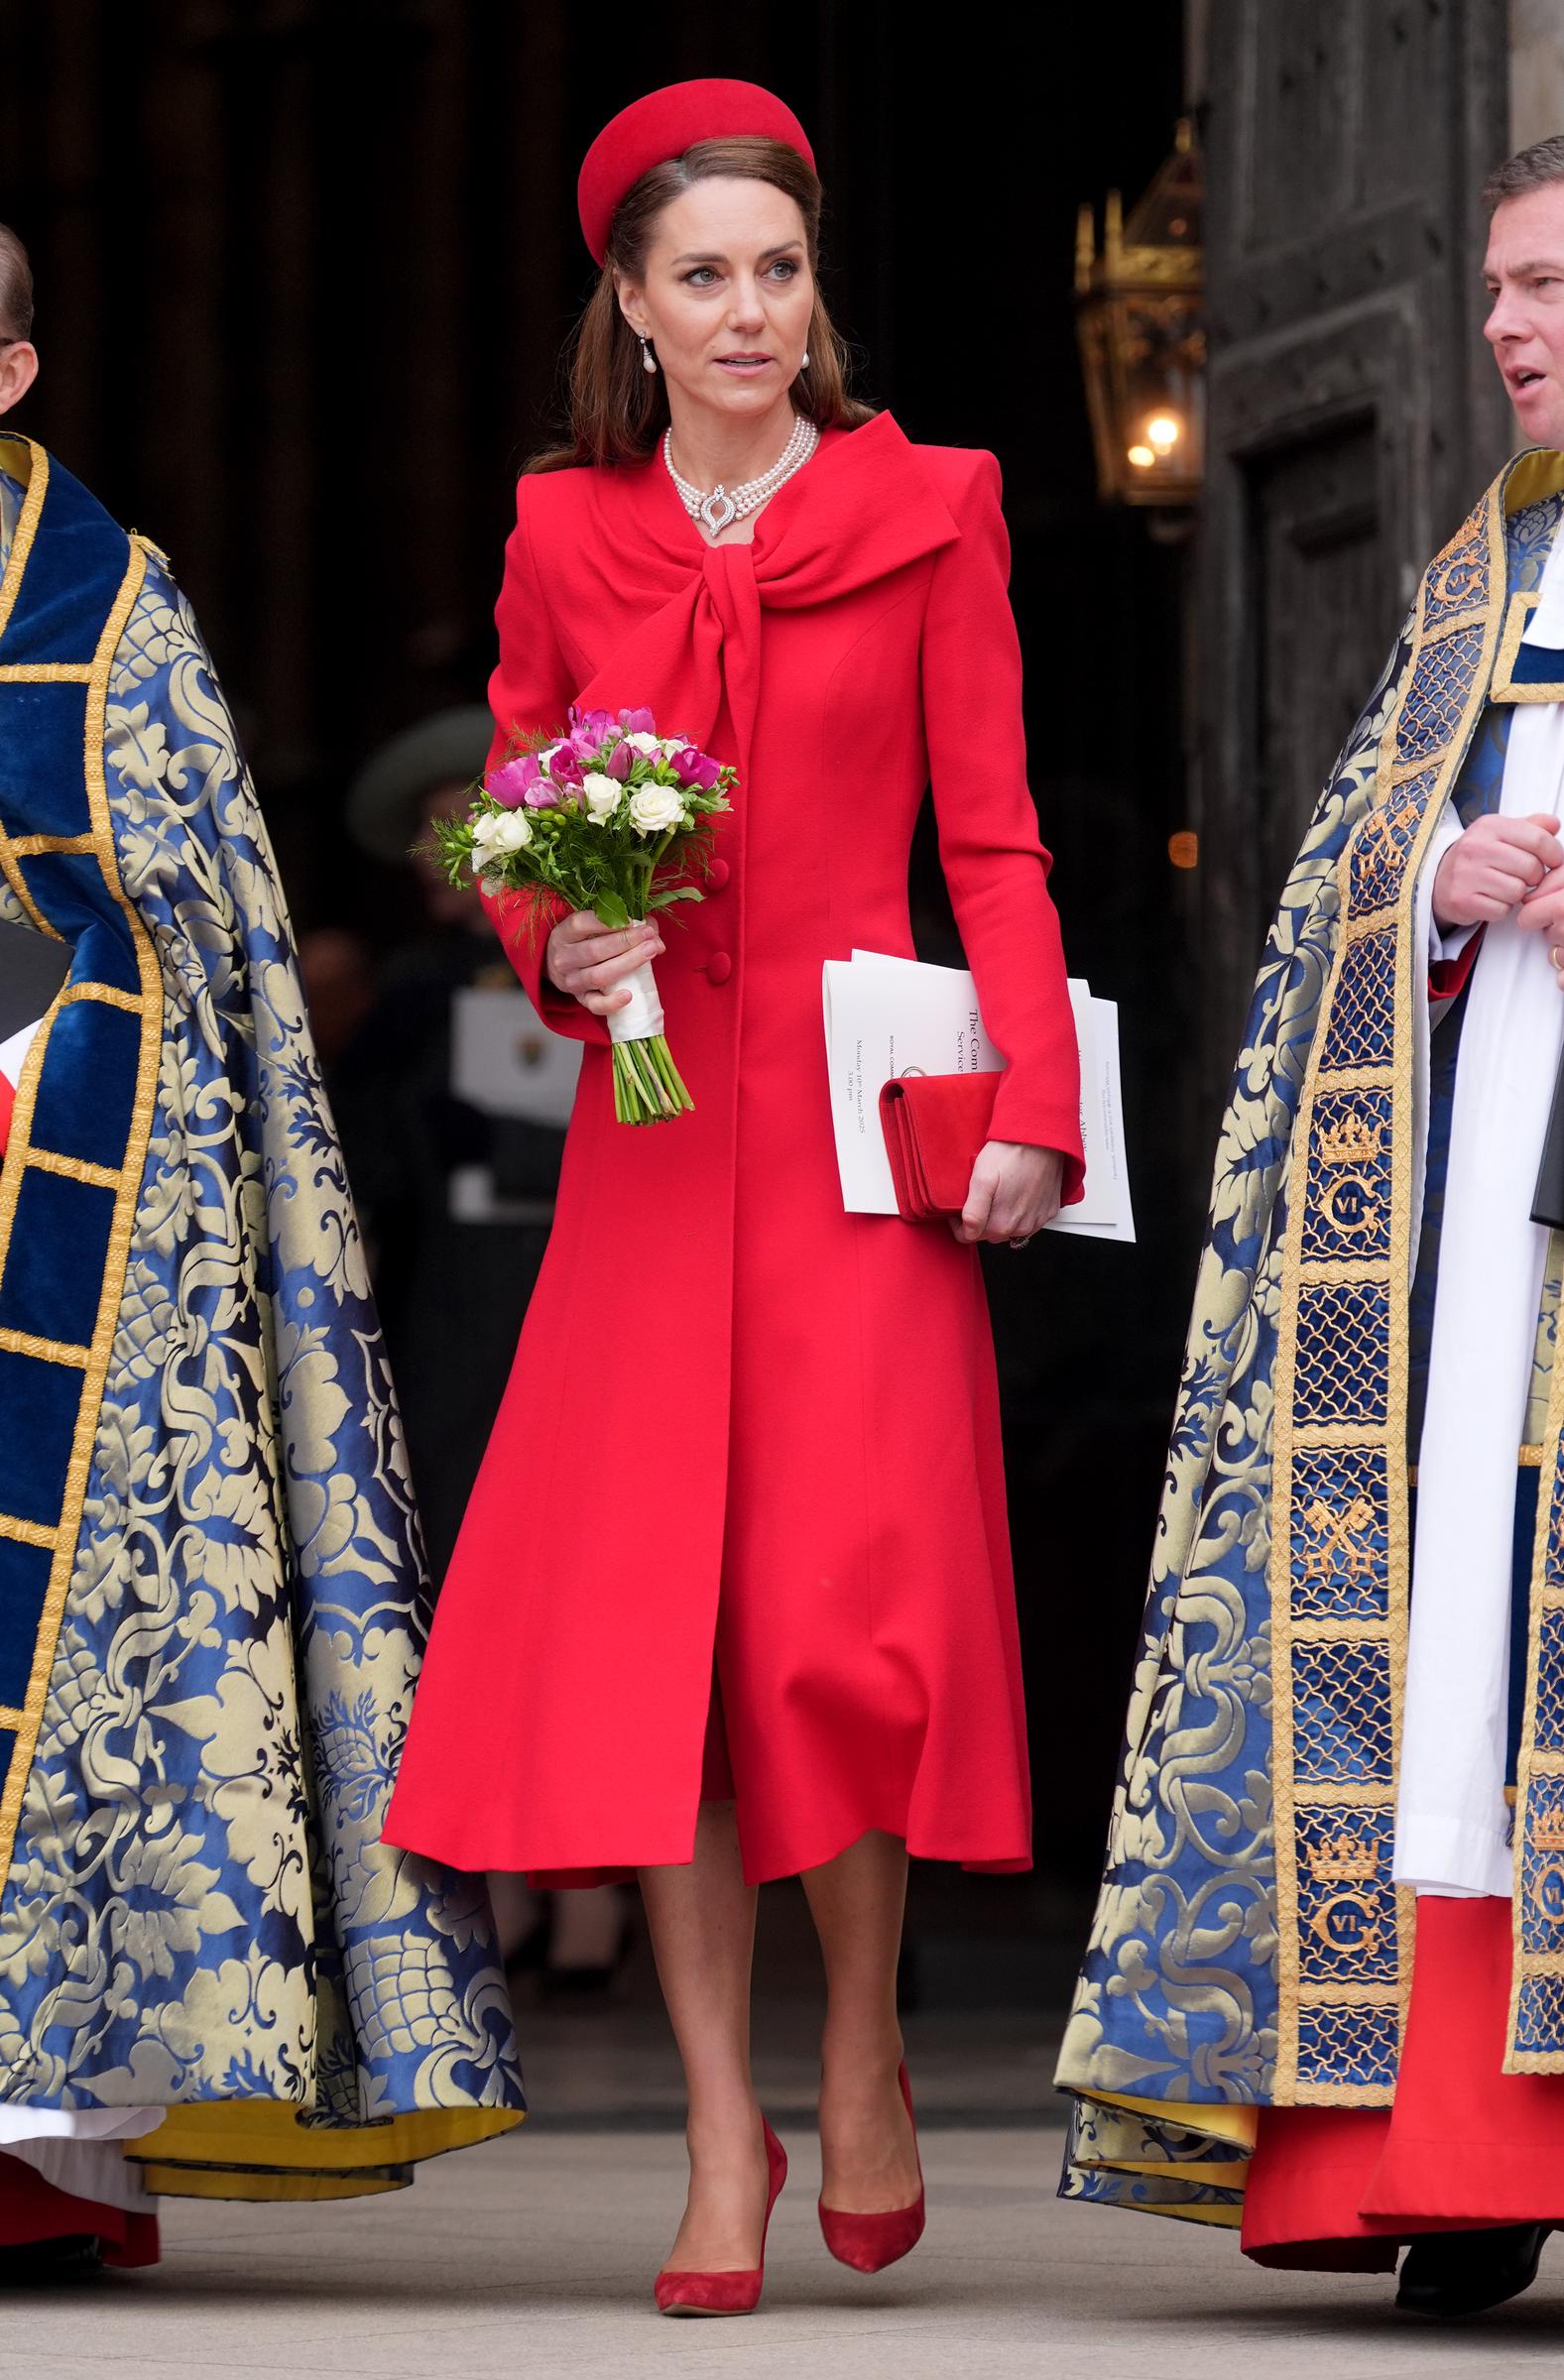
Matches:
[1195,0,1511,1092]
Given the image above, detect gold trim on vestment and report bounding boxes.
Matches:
[0,438,46,646]
[1267,462,1519,2104]
[0,1514,57,1551]
[128,2101,522,2202]
[1494,589,1543,698]
[8,834,97,859]
[25,1149,121,1192]
[0,1327,89,1368]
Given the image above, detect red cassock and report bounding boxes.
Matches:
[384,413,1083,1886]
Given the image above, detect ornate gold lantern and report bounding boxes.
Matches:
[1075,120,1205,508]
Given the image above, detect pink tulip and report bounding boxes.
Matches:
[672,745,723,789]
[606,739,634,780]
[486,754,539,809]
[618,705,658,736]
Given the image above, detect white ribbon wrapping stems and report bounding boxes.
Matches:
[608,957,666,1044]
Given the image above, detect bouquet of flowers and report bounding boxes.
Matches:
[432,706,735,1125]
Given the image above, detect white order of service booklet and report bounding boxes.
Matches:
[821,950,1134,1243]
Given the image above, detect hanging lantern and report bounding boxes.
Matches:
[1075,120,1205,509]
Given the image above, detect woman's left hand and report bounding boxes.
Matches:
[952,1140,1066,1247]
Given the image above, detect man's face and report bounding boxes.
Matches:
[1485,185,1564,446]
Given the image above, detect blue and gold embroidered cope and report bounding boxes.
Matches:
[1057,451,1564,2226]
[0,438,523,2198]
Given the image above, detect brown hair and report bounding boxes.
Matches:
[528,135,873,473]
[0,223,34,341]
[1484,135,1564,214]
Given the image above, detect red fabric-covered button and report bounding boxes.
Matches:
[706,952,733,986]
[707,858,731,891]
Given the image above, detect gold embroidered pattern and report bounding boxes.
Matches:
[1269,465,1514,2104]
[0,1327,89,1368]
[25,1149,121,1192]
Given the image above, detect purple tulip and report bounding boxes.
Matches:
[548,747,584,789]
[525,782,559,810]
[673,745,723,789]
[606,739,634,780]
[570,705,617,742]
[486,754,539,809]
[618,705,658,737]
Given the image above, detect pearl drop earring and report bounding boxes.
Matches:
[800,349,810,371]
[640,337,658,375]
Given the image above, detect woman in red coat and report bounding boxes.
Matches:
[386,79,1083,2313]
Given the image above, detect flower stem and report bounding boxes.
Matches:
[611,1033,693,1124]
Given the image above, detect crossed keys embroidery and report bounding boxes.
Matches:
[1361,794,1423,874]
[1299,1493,1377,1585]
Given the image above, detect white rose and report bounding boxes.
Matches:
[625,731,662,758]
[582,772,623,823]
[661,736,687,759]
[628,783,686,837]
[491,810,534,853]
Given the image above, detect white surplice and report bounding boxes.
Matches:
[1394,527,1564,1898]
[0,2105,162,2213]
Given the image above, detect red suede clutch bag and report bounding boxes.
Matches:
[879,1074,1000,1222]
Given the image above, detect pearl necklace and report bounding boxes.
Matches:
[663,414,819,536]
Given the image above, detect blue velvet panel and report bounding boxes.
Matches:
[0,1170,114,1346]
[29,1003,140,1169]
[1509,639,1564,686]
[17,853,114,944]
[0,1536,56,1707]
[0,1349,78,1526]
[0,684,91,840]
[0,453,128,666]
[69,919,142,999]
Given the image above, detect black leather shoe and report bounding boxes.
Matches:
[1396,2223,1548,2318]
[0,2234,104,2285]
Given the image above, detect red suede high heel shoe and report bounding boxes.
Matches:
[654,2119,788,2318]
[818,2062,925,2273]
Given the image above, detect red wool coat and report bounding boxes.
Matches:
[385,413,1083,1886]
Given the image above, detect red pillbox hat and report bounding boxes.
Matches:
[577,78,815,266]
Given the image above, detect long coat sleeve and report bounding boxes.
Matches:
[921,451,1082,1158]
[483,485,609,1046]
[387,413,1082,1885]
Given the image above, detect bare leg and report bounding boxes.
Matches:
[548,1880,627,1970]
[640,1801,771,2272]
[484,1870,539,1964]
[801,1829,921,2211]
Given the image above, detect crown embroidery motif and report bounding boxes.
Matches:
[1319,1113,1384,1169]
[1306,1832,1380,1886]
[1533,1804,1564,1855]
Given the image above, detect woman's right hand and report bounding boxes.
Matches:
[545,909,663,1016]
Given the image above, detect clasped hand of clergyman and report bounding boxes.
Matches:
[1433,810,1564,985]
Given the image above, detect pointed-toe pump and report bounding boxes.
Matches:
[818,2061,926,2274]
[654,2119,788,2317]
